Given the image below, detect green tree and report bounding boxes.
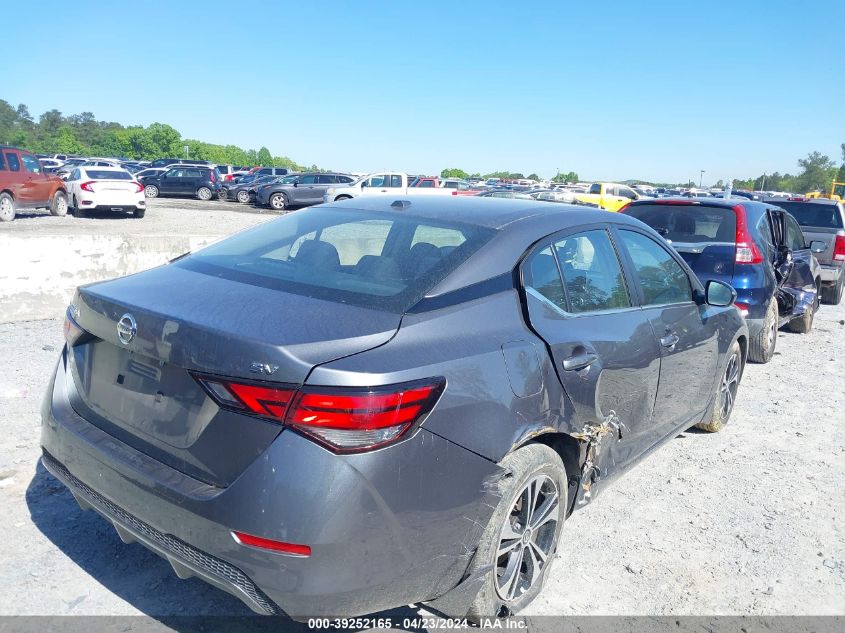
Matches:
[527,173,540,181]
[54,126,85,155]
[440,167,469,179]
[837,143,845,183]
[552,171,579,183]
[257,146,273,166]
[795,151,836,193]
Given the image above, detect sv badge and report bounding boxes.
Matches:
[250,362,279,376]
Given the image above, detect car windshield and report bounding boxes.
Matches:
[84,170,132,180]
[625,204,737,243]
[180,207,496,312]
[771,202,844,229]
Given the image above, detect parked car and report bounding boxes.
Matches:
[323,172,465,203]
[573,182,644,211]
[133,168,167,181]
[140,166,222,200]
[81,159,121,168]
[56,158,88,180]
[149,158,212,169]
[224,174,283,203]
[38,158,64,172]
[43,197,746,620]
[0,145,69,221]
[622,198,823,362]
[249,166,290,178]
[257,172,355,210]
[64,167,145,218]
[763,197,845,304]
[215,164,238,181]
[475,190,534,199]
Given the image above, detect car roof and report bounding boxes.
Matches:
[763,196,841,206]
[329,194,644,230]
[628,196,774,211]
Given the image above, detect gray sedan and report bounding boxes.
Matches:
[42,196,747,620]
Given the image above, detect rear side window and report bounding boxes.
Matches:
[772,202,844,229]
[625,204,737,244]
[784,216,807,251]
[0,152,5,170]
[617,230,692,306]
[182,208,496,312]
[388,175,403,187]
[338,175,353,183]
[6,153,20,171]
[589,183,601,194]
[22,154,42,173]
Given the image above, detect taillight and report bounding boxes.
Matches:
[210,170,217,183]
[80,181,95,192]
[232,531,311,557]
[834,235,845,262]
[194,375,445,453]
[733,204,763,264]
[63,304,88,346]
[733,302,749,318]
[132,181,143,193]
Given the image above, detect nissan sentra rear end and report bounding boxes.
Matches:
[41,206,504,618]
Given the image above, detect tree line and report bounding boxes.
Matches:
[0,100,313,170]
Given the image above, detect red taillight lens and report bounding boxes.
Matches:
[232,531,311,557]
[132,181,143,193]
[733,204,763,264]
[834,235,845,262]
[210,170,217,182]
[194,375,445,452]
[734,302,749,317]
[80,181,95,192]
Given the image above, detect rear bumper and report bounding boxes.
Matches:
[40,350,500,618]
[820,264,843,283]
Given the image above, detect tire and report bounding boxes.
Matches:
[466,444,567,620]
[0,192,15,222]
[197,187,212,201]
[236,190,250,203]
[748,297,777,363]
[217,188,227,201]
[50,191,68,216]
[133,208,146,219]
[144,185,159,198]
[821,274,843,305]
[787,290,818,334]
[270,192,288,211]
[695,340,742,432]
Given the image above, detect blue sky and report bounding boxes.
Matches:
[3,0,843,183]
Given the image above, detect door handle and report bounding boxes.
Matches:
[562,351,598,371]
[660,333,680,349]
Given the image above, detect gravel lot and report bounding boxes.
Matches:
[0,200,843,622]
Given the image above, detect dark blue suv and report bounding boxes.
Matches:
[623,199,822,363]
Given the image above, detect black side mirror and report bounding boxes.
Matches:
[293,182,298,187]
[705,280,736,307]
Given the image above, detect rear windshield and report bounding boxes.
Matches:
[85,170,132,180]
[771,202,844,229]
[179,207,496,312]
[625,204,737,243]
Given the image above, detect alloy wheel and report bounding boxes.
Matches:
[495,475,559,602]
[0,197,13,221]
[719,351,740,419]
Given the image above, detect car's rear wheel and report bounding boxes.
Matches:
[144,185,159,198]
[748,297,777,363]
[821,274,843,305]
[236,190,250,203]
[133,208,146,219]
[0,193,15,222]
[197,187,212,201]
[217,188,227,201]
[270,193,288,210]
[695,340,742,432]
[466,443,566,620]
[787,290,818,334]
[50,191,68,216]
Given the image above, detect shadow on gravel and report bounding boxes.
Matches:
[25,461,425,630]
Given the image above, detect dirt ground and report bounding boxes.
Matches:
[0,200,843,622]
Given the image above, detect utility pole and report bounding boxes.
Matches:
[760,173,767,193]
[700,170,705,188]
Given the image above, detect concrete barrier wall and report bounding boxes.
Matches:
[1,234,221,323]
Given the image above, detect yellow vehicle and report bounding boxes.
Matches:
[805,181,844,201]
[574,182,643,211]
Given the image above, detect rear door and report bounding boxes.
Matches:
[614,227,720,432]
[522,226,662,474]
[777,211,819,317]
[293,173,319,204]
[21,152,52,205]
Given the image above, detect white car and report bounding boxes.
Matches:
[65,166,146,218]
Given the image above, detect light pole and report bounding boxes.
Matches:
[699,170,705,188]
[759,173,767,193]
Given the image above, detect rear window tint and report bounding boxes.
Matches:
[180,207,496,312]
[771,202,844,229]
[625,204,737,244]
[85,170,132,180]
[6,153,21,171]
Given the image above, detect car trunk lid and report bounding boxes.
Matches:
[67,264,401,486]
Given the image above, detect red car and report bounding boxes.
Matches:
[0,146,69,221]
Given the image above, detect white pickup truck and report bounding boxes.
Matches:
[323,173,472,203]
